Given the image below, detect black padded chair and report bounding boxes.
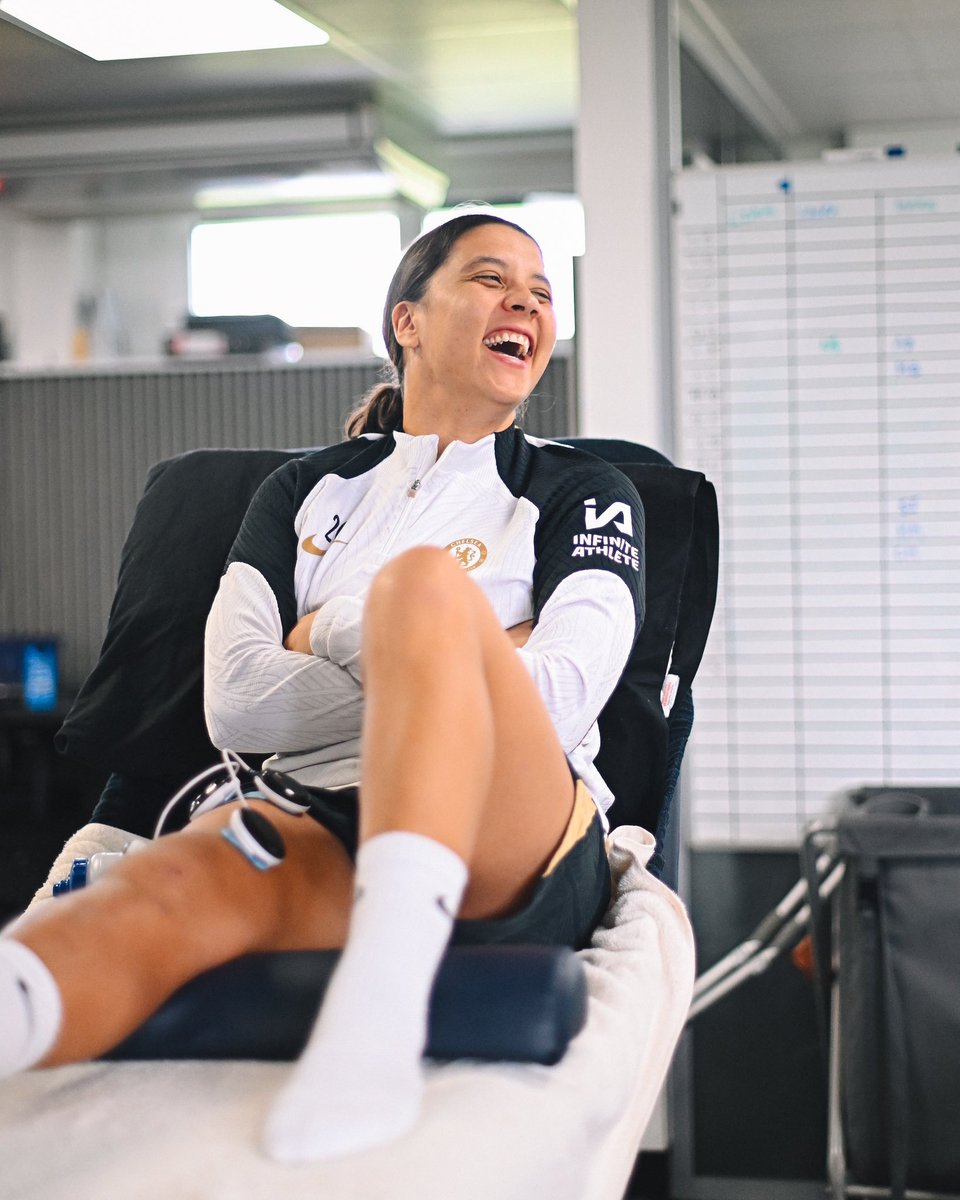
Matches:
[53,436,717,1064]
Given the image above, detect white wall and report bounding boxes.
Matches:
[0,210,193,367]
[89,214,194,359]
[0,207,81,365]
[574,0,678,453]
[8,216,84,368]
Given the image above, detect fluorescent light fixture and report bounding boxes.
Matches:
[194,142,449,212]
[0,0,329,60]
[196,170,397,209]
[374,138,449,211]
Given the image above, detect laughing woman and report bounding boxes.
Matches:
[0,213,645,1162]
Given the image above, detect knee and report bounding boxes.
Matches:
[372,545,463,594]
[107,838,212,928]
[365,546,473,638]
[107,829,289,958]
[107,829,276,957]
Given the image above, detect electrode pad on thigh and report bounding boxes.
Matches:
[154,752,325,838]
[221,808,286,870]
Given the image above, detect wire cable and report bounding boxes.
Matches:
[151,748,255,838]
[688,858,845,1020]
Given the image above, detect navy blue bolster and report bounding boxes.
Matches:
[103,945,588,1066]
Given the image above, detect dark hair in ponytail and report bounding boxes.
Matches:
[344,212,537,438]
[344,379,404,438]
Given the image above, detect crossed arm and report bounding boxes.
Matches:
[283,608,534,654]
[205,555,635,770]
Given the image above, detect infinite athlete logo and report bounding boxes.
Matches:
[573,498,639,570]
[583,498,634,537]
[445,538,487,571]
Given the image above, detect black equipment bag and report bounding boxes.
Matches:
[832,786,960,1198]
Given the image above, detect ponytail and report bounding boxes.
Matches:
[344,380,404,438]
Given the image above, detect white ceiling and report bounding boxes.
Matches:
[706,0,960,137]
[1,0,959,163]
[0,0,579,136]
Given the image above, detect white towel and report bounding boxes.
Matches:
[0,825,694,1200]
[26,823,142,910]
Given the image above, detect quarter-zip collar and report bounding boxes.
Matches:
[391,425,525,465]
[393,429,496,460]
[385,425,532,499]
[391,428,502,483]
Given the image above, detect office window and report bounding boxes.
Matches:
[189,211,403,352]
[422,198,584,341]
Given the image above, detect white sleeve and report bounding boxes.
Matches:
[204,561,363,753]
[308,594,364,679]
[516,569,635,753]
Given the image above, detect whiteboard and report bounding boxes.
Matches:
[674,159,960,846]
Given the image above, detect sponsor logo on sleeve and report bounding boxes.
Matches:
[572,498,640,570]
[584,498,633,536]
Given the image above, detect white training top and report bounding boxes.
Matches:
[204,427,645,818]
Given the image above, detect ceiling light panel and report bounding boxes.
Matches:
[0,0,329,60]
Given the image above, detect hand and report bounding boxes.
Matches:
[284,611,318,655]
[506,619,534,649]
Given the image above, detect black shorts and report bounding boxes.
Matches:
[303,783,612,952]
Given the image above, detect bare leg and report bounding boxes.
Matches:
[3,804,354,1067]
[265,547,579,1161]
[3,544,585,1157]
[359,545,575,912]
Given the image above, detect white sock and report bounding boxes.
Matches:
[0,939,62,1077]
[263,830,468,1162]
